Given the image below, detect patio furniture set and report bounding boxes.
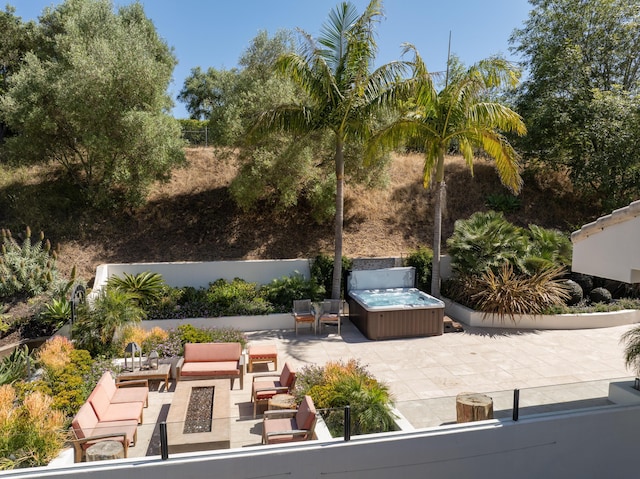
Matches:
[70,341,316,461]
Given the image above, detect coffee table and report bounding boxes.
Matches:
[116,363,171,391]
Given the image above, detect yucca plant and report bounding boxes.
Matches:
[470,264,570,322]
[107,271,166,308]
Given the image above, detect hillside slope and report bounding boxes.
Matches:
[48,148,595,284]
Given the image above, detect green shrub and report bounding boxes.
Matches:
[40,298,71,330]
[0,227,58,301]
[0,346,30,386]
[294,359,396,437]
[107,271,167,308]
[485,193,521,213]
[404,246,433,292]
[260,272,324,310]
[175,324,247,349]
[0,385,66,470]
[206,278,272,316]
[310,254,352,299]
[72,289,146,356]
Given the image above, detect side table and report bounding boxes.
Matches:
[268,393,296,411]
[86,440,125,461]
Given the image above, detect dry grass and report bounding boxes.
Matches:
[1,147,597,285]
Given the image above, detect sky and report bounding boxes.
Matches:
[12,0,532,118]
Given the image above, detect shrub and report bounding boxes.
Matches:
[589,287,612,304]
[39,298,71,330]
[0,385,65,470]
[310,254,352,299]
[470,264,570,321]
[72,288,146,356]
[107,271,167,308]
[294,359,396,437]
[0,227,58,301]
[260,272,324,310]
[485,193,521,213]
[36,337,74,375]
[0,346,30,386]
[204,278,273,316]
[563,279,583,306]
[404,246,433,292]
[175,324,247,349]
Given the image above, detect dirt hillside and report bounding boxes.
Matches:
[54,148,595,285]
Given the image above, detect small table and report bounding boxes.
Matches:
[86,440,124,461]
[268,393,296,411]
[117,363,171,391]
[248,344,278,373]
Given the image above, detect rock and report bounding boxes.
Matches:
[563,279,583,306]
[589,287,612,304]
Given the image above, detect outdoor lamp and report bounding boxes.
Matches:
[124,342,141,371]
[148,350,159,370]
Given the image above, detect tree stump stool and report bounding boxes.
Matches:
[85,440,125,461]
[456,392,494,423]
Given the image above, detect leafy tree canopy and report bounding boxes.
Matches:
[510,0,640,209]
[0,0,185,208]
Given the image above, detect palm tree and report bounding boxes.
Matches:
[369,46,526,297]
[254,0,405,299]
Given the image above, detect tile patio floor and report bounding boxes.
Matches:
[125,318,636,457]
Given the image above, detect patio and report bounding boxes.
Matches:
[102,318,634,458]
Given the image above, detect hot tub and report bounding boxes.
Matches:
[348,287,445,340]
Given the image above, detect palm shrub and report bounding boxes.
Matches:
[447,211,529,276]
[72,289,146,356]
[107,271,166,309]
[470,264,570,322]
[294,359,396,437]
[0,385,65,470]
[0,227,58,300]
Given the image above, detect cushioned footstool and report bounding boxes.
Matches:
[248,344,278,373]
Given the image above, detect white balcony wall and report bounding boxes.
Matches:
[10,403,640,479]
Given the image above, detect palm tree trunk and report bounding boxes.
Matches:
[430,151,446,298]
[331,139,345,300]
[431,180,444,298]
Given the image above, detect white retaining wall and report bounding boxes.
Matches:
[444,298,640,329]
[93,259,312,292]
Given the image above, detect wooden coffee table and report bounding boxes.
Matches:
[116,363,171,391]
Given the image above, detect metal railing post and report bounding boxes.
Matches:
[512,388,520,421]
[344,405,351,441]
[160,422,169,460]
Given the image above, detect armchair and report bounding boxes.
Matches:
[318,299,342,335]
[251,362,296,418]
[262,395,317,444]
[293,299,316,335]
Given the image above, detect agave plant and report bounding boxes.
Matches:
[0,346,30,385]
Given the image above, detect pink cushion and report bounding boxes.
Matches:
[72,403,99,439]
[279,363,295,387]
[111,386,148,405]
[97,371,116,399]
[252,379,284,399]
[184,343,241,362]
[295,396,316,430]
[81,419,138,448]
[181,361,240,376]
[248,344,277,358]
[88,385,142,422]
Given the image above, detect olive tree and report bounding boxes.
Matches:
[0,0,185,208]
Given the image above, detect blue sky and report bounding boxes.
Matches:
[13,0,532,118]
